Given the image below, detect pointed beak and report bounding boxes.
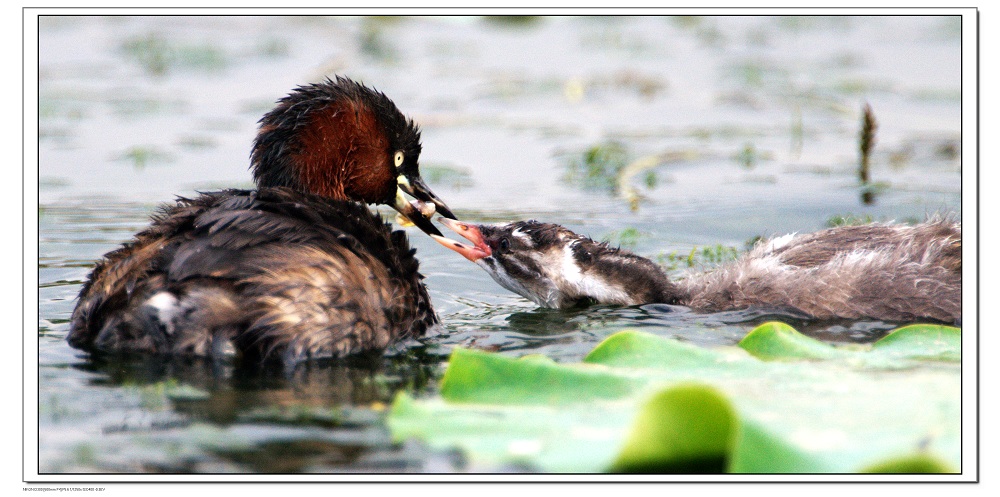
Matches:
[438,217,488,248]
[398,174,457,220]
[432,218,492,262]
[431,234,492,262]
[393,188,444,237]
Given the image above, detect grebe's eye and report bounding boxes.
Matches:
[499,238,510,251]
[394,151,405,168]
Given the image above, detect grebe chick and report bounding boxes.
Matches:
[68,77,456,364]
[432,218,962,323]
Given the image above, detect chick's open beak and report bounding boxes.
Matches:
[431,218,492,262]
[438,217,487,247]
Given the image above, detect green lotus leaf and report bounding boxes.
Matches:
[389,325,962,473]
[738,321,850,360]
[610,384,736,473]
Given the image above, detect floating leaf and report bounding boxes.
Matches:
[610,384,735,473]
[739,321,851,361]
[442,347,638,405]
[389,324,961,473]
[869,324,961,362]
[740,321,961,367]
[389,390,628,472]
[860,453,957,474]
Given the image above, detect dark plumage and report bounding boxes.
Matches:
[67,77,452,364]
[433,218,962,323]
[251,78,421,202]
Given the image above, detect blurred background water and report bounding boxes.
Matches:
[36,15,962,473]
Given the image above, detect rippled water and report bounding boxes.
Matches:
[35,15,963,474]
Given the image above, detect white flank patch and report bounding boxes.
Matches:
[561,242,584,283]
[745,253,788,274]
[146,292,179,334]
[763,233,797,253]
[561,243,630,304]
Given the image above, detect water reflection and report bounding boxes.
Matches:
[76,350,441,411]
[53,349,449,472]
[504,306,605,335]
[432,299,897,363]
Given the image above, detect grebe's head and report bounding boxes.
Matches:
[251,76,455,236]
[432,218,682,308]
[431,219,581,307]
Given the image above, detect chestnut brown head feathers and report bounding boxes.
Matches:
[251,76,454,235]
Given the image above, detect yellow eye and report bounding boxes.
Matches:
[394,151,404,168]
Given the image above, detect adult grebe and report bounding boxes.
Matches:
[68,77,456,364]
